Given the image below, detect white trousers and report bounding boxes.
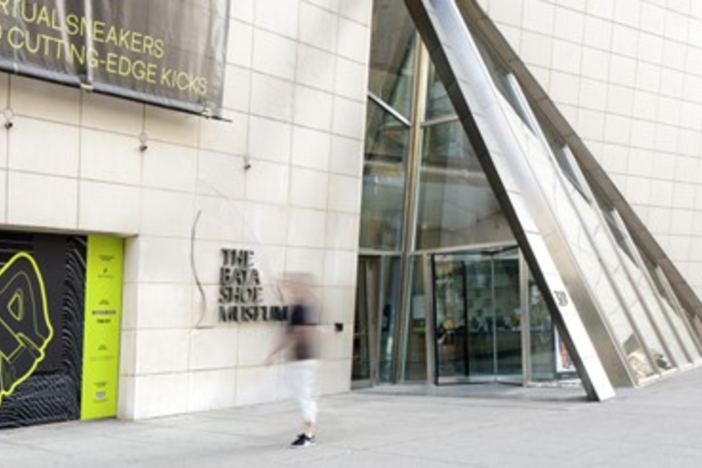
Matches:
[288,359,318,424]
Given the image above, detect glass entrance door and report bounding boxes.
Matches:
[432,247,522,383]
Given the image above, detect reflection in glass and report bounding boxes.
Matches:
[589,185,692,370]
[416,120,512,250]
[422,119,482,170]
[641,256,702,362]
[365,99,409,164]
[360,100,409,250]
[527,276,557,381]
[502,91,658,384]
[433,256,469,378]
[426,63,454,120]
[464,254,495,377]
[469,27,533,130]
[535,109,591,202]
[405,256,427,381]
[591,188,638,265]
[360,164,405,250]
[379,257,401,382]
[642,255,676,310]
[352,258,378,382]
[368,0,416,119]
[491,248,522,377]
[433,248,522,382]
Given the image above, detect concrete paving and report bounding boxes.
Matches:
[2,370,702,467]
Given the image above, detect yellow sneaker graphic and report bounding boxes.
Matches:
[0,253,51,407]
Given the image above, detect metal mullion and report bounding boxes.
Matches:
[490,255,498,377]
[368,91,412,128]
[422,114,459,127]
[520,250,531,385]
[411,241,516,257]
[392,38,429,384]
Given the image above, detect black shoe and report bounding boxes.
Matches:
[290,433,316,448]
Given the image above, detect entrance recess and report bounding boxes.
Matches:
[431,247,522,384]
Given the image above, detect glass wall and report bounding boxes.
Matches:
[361,101,410,250]
[359,0,535,388]
[527,274,557,381]
[416,119,512,250]
[358,0,702,393]
[360,0,416,251]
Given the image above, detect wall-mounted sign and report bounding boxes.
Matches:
[219,249,288,323]
[0,0,230,118]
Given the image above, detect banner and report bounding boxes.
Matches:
[0,232,86,429]
[81,235,123,420]
[0,0,230,118]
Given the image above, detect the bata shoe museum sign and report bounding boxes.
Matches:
[0,0,229,118]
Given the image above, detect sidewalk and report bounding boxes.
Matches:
[2,370,702,467]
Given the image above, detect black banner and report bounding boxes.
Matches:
[0,231,86,429]
[0,0,229,118]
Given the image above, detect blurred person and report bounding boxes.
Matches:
[264,272,319,448]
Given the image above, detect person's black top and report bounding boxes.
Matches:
[290,303,316,360]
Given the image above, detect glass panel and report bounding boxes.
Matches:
[527,275,557,381]
[365,99,409,164]
[642,255,676,309]
[379,257,401,382]
[405,256,428,381]
[493,248,522,377]
[642,256,702,362]
[360,100,408,250]
[591,189,638,265]
[468,27,533,130]
[368,0,416,118]
[465,252,495,377]
[416,120,513,250]
[520,127,657,383]
[422,119,481,170]
[589,187,691,369]
[433,256,469,379]
[360,163,405,250]
[534,110,591,202]
[426,63,454,120]
[434,248,522,381]
[615,255,689,370]
[352,258,378,382]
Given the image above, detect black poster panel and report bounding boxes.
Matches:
[0,232,86,429]
[0,0,229,118]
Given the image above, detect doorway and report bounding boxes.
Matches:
[431,247,522,384]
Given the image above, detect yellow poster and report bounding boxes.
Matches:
[81,235,124,420]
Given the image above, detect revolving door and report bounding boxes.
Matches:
[431,247,524,383]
